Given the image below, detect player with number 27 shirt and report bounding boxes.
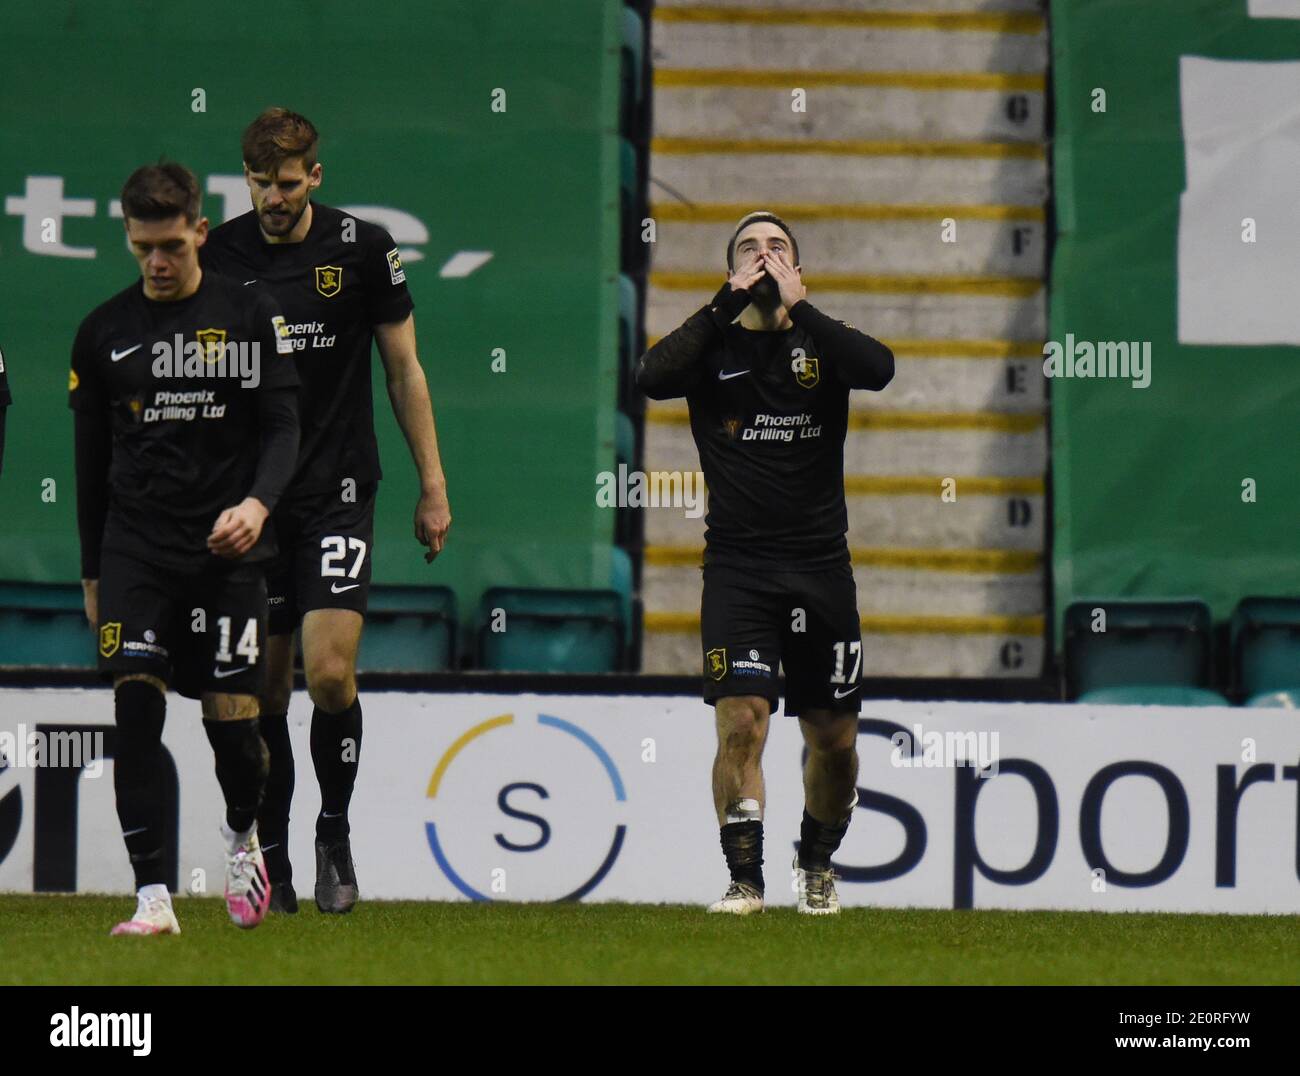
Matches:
[203,108,452,915]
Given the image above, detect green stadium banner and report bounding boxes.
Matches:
[0,1,621,647]
[1050,0,1300,648]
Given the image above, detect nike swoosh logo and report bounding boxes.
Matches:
[122,826,148,838]
[243,279,257,286]
[110,345,142,362]
[833,686,859,699]
[718,369,750,380]
[212,667,246,679]
[330,582,361,593]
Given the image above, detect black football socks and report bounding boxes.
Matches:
[310,696,362,841]
[720,798,765,892]
[203,718,270,835]
[797,805,853,873]
[256,711,294,881]
[113,680,168,889]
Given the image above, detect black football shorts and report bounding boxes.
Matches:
[97,549,267,700]
[266,483,376,635]
[700,560,863,717]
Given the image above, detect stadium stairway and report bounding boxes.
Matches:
[639,0,1050,677]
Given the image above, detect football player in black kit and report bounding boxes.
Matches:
[203,108,451,914]
[636,212,894,915]
[71,162,300,935]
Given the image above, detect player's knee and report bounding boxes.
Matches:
[261,684,292,716]
[200,693,260,722]
[306,656,355,713]
[716,696,768,756]
[114,673,167,696]
[803,714,858,757]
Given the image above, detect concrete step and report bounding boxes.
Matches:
[636,352,1046,412]
[655,0,1045,12]
[653,81,1045,143]
[642,561,1043,615]
[644,414,1047,475]
[640,625,1045,678]
[651,215,1047,276]
[645,287,1046,340]
[650,144,1048,205]
[653,13,1046,76]
[641,484,1045,549]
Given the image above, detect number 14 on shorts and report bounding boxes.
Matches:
[215,616,260,664]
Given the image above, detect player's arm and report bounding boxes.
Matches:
[69,321,109,628]
[74,409,110,628]
[209,305,301,558]
[762,250,895,391]
[635,264,762,400]
[0,349,10,478]
[375,314,451,563]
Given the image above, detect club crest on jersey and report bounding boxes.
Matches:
[793,355,820,389]
[315,265,343,298]
[196,328,227,364]
[99,622,122,658]
[706,647,728,681]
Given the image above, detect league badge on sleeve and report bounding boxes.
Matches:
[386,247,405,285]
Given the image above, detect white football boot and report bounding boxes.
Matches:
[222,823,270,929]
[110,888,181,936]
[793,856,840,915]
[707,880,765,915]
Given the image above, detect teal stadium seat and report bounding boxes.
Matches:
[620,6,646,134]
[615,409,635,469]
[1230,597,1300,707]
[619,137,640,272]
[356,585,456,673]
[1078,685,1229,707]
[1064,599,1226,704]
[618,273,637,396]
[477,570,630,673]
[0,582,94,668]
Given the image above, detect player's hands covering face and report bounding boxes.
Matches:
[761,249,806,310]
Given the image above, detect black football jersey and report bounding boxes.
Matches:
[686,323,855,568]
[202,203,414,496]
[69,272,299,568]
[638,291,894,570]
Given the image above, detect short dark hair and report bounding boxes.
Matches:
[726,211,799,270]
[242,107,319,174]
[120,161,202,224]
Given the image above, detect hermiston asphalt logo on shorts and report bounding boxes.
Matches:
[424,712,626,902]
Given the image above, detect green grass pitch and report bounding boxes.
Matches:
[2,895,1293,985]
